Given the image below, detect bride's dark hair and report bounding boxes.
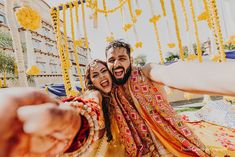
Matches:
[85,59,113,142]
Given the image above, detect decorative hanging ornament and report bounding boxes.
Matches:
[16,6,42,31]
[187,54,198,62]
[75,39,84,47]
[106,33,114,43]
[26,65,41,76]
[198,11,208,22]
[123,23,133,32]
[135,9,142,16]
[135,41,143,48]
[168,43,175,48]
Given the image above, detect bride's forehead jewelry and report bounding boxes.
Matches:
[90,61,99,71]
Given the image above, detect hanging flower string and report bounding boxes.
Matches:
[63,4,71,68]
[69,3,85,93]
[170,0,184,61]
[208,0,226,62]
[159,0,166,17]
[81,0,89,48]
[127,0,137,23]
[148,0,164,64]
[87,0,128,14]
[103,0,115,43]
[202,0,212,28]
[189,0,203,62]
[180,0,189,31]
[51,8,73,96]
[150,15,164,64]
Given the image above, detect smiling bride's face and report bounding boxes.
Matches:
[89,62,112,94]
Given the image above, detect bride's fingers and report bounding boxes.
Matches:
[17,103,60,135]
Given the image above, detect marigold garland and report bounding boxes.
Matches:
[51,8,73,96]
[64,4,71,68]
[208,0,226,62]
[202,0,212,28]
[95,0,128,14]
[75,1,79,23]
[149,14,164,64]
[127,0,137,23]
[170,0,184,61]
[70,3,85,93]
[81,0,89,48]
[103,0,115,43]
[180,0,189,31]
[147,0,164,64]
[189,0,202,62]
[198,11,208,22]
[16,6,41,31]
[92,0,98,28]
[159,0,166,17]
[102,0,108,17]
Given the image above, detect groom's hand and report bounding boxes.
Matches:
[0,87,81,157]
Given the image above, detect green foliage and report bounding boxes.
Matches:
[165,52,179,62]
[224,43,235,50]
[134,54,147,66]
[176,106,202,113]
[0,30,13,49]
[192,43,206,55]
[0,52,15,74]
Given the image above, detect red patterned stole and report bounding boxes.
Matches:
[112,87,159,157]
[112,67,212,157]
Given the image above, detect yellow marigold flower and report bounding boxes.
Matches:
[211,55,221,62]
[135,41,143,48]
[168,43,175,48]
[130,48,134,53]
[123,23,133,32]
[26,65,41,75]
[187,54,197,61]
[16,6,41,31]
[198,11,208,21]
[106,35,114,43]
[149,15,161,24]
[135,9,142,16]
[75,39,84,47]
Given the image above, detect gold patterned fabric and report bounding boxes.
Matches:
[111,67,212,157]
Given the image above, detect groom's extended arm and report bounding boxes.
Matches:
[142,61,235,96]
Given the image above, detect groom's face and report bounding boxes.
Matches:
[106,47,132,85]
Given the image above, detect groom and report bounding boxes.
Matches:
[104,39,235,156]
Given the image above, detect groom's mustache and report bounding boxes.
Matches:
[112,66,125,73]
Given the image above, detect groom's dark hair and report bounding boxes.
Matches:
[105,39,131,57]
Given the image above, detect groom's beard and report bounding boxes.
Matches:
[112,65,132,85]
